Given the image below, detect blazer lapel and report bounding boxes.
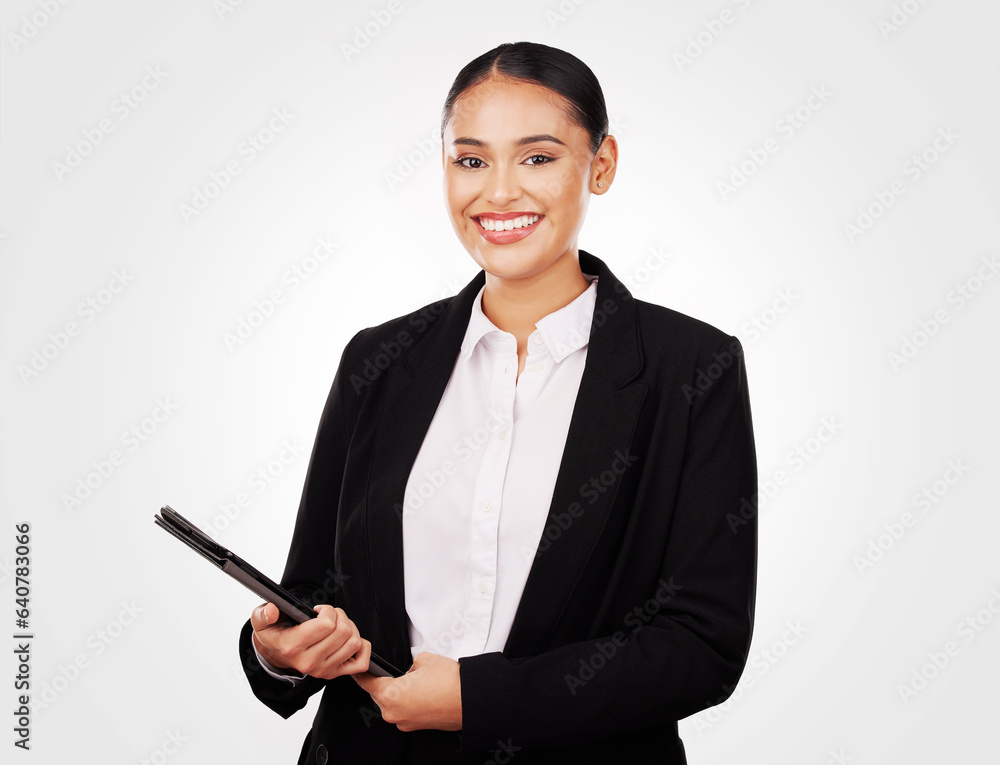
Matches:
[364,271,485,669]
[503,250,646,656]
[364,251,645,667]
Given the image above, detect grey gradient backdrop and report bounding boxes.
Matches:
[1,0,998,762]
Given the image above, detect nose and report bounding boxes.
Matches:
[485,162,521,207]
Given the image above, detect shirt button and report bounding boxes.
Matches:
[481,500,493,512]
[497,429,507,440]
[529,363,542,373]
[477,582,488,594]
[533,335,544,345]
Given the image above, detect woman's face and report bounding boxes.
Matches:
[442,76,606,283]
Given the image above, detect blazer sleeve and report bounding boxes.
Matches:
[457,335,758,752]
[238,329,367,719]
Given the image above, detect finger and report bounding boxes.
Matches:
[267,604,342,656]
[250,602,279,632]
[281,604,344,649]
[312,604,341,627]
[354,672,391,697]
[314,622,364,670]
[281,611,360,675]
[338,638,372,677]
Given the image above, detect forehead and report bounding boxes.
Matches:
[446,77,584,144]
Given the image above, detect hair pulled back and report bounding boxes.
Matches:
[441,41,609,156]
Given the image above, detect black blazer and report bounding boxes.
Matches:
[239,249,757,764]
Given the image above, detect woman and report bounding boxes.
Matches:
[240,41,757,764]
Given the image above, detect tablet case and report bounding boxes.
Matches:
[154,504,404,678]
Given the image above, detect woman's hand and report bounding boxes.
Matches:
[353,652,462,731]
[250,601,371,680]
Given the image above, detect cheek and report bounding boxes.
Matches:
[530,168,584,212]
[445,176,477,216]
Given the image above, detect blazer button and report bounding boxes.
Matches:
[316,743,328,765]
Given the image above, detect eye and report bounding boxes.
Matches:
[452,156,485,169]
[524,154,554,166]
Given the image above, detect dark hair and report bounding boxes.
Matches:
[440,41,609,156]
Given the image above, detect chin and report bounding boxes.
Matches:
[477,249,553,279]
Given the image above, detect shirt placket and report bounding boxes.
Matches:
[458,336,517,656]
[513,330,550,423]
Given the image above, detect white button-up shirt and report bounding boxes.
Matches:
[403,273,599,660]
[255,272,599,680]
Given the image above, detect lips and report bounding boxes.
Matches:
[473,212,544,245]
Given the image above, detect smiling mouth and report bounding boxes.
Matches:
[476,214,542,232]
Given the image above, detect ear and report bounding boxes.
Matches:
[591,134,619,194]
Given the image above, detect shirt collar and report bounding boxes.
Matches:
[459,273,599,363]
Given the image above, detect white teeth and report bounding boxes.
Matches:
[478,214,540,231]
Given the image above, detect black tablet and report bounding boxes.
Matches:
[154,504,404,678]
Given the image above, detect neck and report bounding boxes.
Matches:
[480,250,591,343]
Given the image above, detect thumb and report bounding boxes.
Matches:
[408,651,431,672]
[252,602,277,629]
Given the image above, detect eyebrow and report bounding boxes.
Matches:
[451,133,567,148]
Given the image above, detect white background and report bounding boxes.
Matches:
[1,0,998,762]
